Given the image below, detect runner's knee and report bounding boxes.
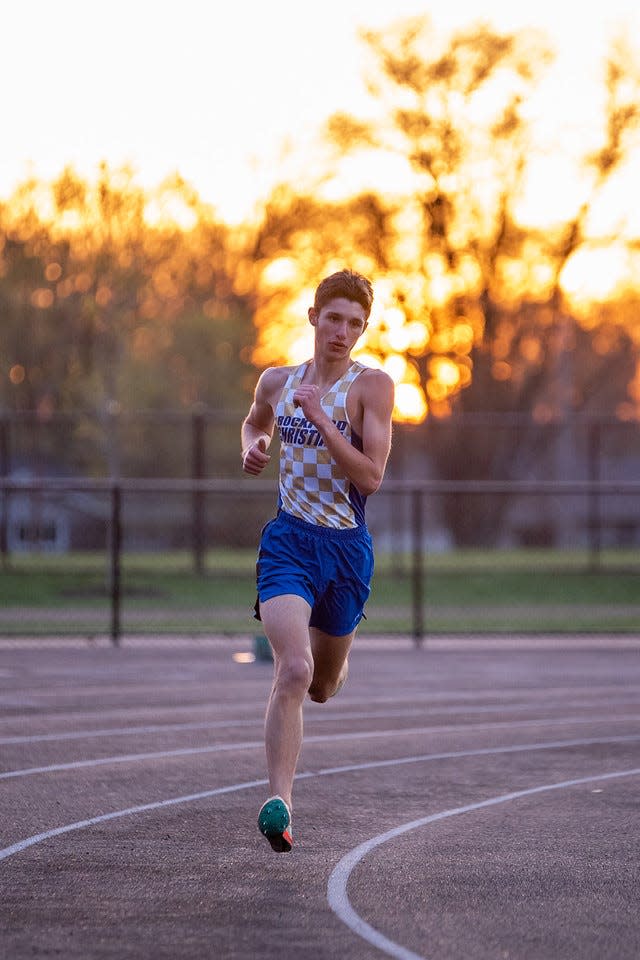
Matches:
[307,680,331,703]
[275,655,313,698]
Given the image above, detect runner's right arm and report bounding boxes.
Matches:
[241,368,286,475]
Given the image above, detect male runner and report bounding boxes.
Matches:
[241,269,394,852]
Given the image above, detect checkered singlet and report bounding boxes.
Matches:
[275,361,368,529]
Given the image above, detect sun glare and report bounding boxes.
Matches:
[382,354,408,382]
[561,244,631,306]
[144,196,197,231]
[261,257,299,287]
[514,155,591,229]
[394,382,428,422]
[430,357,461,389]
[5,3,640,432]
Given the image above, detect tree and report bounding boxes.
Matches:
[248,186,395,369]
[250,18,640,544]
[0,166,255,476]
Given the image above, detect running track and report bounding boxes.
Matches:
[1,635,639,959]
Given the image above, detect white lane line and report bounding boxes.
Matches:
[0,718,263,745]
[3,682,639,729]
[1,737,639,862]
[0,776,266,862]
[0,741,263,779]
[3,714,640,781]
[312,734,640,775]
[326,767,640,960]
[3,698,640,746]
[9,676,640,701]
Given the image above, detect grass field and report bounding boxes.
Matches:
[0,548,639,636]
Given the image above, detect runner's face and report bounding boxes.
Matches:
[309,297,368,359]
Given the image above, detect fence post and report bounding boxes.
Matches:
[110,482,122,647]
[411,488,425,647]
[390,426,407,577]
[191,410,206,575]
[0,417,9,568]
[588,420,602,572]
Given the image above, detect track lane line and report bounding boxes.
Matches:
[3,696,640,746]
[327,766,640,960]
[2,715,640,781]
[0,707,527,745]
[1,737,639,862]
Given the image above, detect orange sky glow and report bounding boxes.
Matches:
[3,1,640,422]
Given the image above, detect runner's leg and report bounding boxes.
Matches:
[260,594,313,809]
[308,627,355,702]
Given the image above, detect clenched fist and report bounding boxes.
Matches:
[242,437,271,475]
[292,384,326,424]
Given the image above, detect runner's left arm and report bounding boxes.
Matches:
[293,370,394,495]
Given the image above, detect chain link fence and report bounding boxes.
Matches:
[1,477,639,644]
[2,410,639,641]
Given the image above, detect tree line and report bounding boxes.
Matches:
[2,18,639,506]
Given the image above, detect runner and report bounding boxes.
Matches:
[241,269,394,852]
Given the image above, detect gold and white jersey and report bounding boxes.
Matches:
[275,361,368,529]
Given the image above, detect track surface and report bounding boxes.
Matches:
[1,635,639,960]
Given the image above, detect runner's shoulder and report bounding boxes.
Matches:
[256,365,297,403]
[357,365,395,399]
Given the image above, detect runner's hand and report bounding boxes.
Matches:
[242,437,271,475]
[292,384,325,424]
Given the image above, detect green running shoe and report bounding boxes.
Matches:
[258,796,293,853]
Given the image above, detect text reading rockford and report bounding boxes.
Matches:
[277,415,347,447]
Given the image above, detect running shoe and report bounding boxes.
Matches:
[258,795,293,853]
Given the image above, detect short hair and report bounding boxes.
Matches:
[313,269,374,320]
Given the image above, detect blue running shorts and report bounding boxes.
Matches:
[255,510,374,636]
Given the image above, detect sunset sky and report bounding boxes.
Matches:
[3,0,640,224]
